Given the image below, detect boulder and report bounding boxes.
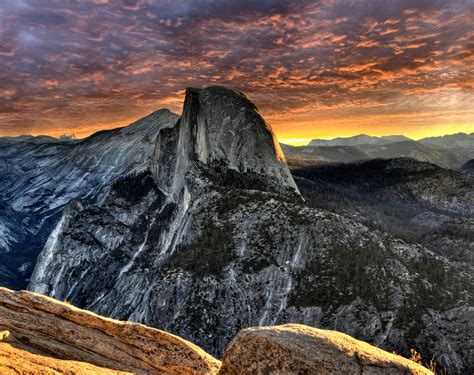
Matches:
[0,287,221,374]
[219,324,432,374]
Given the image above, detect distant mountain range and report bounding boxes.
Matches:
[308,133,473,148]
[308,134,412,147]
[282,133,473,169]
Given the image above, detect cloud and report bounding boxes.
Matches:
[0,0,472,140]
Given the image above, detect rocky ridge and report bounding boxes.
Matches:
[308,134,403,147]
[282,140,469,170]
[28,86,473,373]
[290,158,474,264]
[0,109,178,289]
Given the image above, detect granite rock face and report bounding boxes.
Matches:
[219,324,432,374]
[0,287,221,374]
[29,86,473,374]
[0,341,131,375]
[151,86,298,200]
[0,109,179,289]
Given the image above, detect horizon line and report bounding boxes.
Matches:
[2,129,472,147]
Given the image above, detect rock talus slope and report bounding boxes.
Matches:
[29,86,473,374]
[0,287,221,374]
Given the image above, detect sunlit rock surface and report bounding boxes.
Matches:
[220,324,432,374]
[0,341,131,375]
[0,287,221,374]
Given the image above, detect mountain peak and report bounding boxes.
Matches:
[309,134,383,147]
[152,85,298,198]
[183,86,287,163]
[380,135,412,142]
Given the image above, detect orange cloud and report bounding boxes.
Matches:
[0,0,472,142]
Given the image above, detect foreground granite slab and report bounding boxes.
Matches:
[0,287,221,374]
[219,324,432,375]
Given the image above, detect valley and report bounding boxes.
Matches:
[0,87,472,373]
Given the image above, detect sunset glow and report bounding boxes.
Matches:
[0,1,472,142]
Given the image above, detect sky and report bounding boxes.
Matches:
[0,0,472,145]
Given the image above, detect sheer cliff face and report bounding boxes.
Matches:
[152,86,298,200]
[29,86,473,374]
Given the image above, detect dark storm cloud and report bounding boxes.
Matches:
[0,0,472,139]
[19,10,67,26]
[149,0,296,20]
